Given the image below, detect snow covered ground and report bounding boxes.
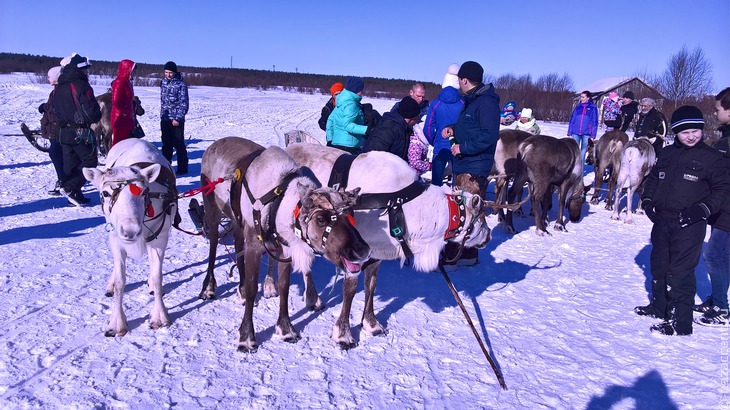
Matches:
[0,73,725,409]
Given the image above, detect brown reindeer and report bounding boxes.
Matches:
[586,130,629,210]
[504,136,587,235]
[493,129,532,220]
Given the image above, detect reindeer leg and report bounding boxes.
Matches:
[262,255,278,299]
[275,262,300,343]
[590,162,603,205]
[303,269,323,311]
[361,260,384,336]
[200,187,222,300]
[624,184,636,225]
[237,229,259,352]
[333,269,360,349]
[553,182,570,232]
[148,245,170,330]
[106,245,128,337]
[605,176,616,211]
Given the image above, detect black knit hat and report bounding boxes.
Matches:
[457,61,484,83]
[69,54,91,69]
[397,97,421,119]
[164,61,178,73]
[345,77,364,93]
[670,105,705,134]
[622,91,635,100]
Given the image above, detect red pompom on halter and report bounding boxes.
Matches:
[128,183,143,196]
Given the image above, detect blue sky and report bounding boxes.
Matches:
[1,0,728,93]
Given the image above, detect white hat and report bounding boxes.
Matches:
[60,53,78,67]
[442,63,460,89]
[520,108,533,119]
[47,66,62,84]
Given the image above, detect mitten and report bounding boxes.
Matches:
[679,204,709,228]
[642,199,660,224]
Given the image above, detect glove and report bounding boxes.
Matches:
[679,204,709,228]
[642,199,660,224]
[38,103,46,114]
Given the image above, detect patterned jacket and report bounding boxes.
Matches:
[160,73,189,122]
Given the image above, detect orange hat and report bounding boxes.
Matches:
[330,82,344,97]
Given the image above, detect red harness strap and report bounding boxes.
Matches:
[444,195,466,240]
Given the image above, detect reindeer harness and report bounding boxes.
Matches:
[327,154,473,261]
[231,149,354,261]
[99,162,179,242]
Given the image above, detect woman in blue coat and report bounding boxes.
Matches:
[424,64,464,186]
[568,90,598,165]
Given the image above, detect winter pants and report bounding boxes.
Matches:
[431,149,452,187]
[161,120,188,173]
[703,227,730,310]
[572,134,592,164]
[649,217,707,335]
[60,137,97,193]
[48,139,64,181]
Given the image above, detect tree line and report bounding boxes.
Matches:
[0,47,718,127]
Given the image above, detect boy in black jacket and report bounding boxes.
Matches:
[695,87,730,326]
[636,105,730,335]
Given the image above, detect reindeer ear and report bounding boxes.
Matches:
[343,187,361,206]
[140,164,162,183]
[82,167,103,187]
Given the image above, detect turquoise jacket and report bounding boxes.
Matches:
[326,89,368,148]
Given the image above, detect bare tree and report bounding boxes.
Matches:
[536,73,574,93]
[657,45,714,104]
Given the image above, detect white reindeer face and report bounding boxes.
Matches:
[84,164,161,242]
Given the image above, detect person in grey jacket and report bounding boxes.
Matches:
[160,61,189,175]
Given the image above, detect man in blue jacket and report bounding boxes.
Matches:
[160,61,189,175]
[441,61,500,268]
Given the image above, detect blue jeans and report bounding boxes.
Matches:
[703,227,730,309]
[572,134,591,164]
[48,139,64,181]
[431,149,452,186]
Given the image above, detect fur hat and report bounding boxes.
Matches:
[164,61,178,73]
[442,63,460,89]
[622,90,635,100]
[330,82,344,97]
[520,108,533,119]
[397,97,421,119]
[47,66,62,84]
[457,61,484,83]
[345,77,364,94]
[670,105,705,134]
[60,53,78,67]
[609,92,619,100]
[70,54,91,69]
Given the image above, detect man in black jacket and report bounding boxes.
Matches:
[619,91,638,132]
[53,54,102,206]
[361,96,420,160]
[635,98,667,153]
[636,105,730,336]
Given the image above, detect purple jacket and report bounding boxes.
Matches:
[568,100,598,137]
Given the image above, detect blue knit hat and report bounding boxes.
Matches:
[345,77,364,93]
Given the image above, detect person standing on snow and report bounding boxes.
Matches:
[110,59,136,148]
[326,76,370,155]
[160,61,189,175]
[567,90,598,165]
[636,105,730,336]
[440,61,500,269]
[53,53,102,207]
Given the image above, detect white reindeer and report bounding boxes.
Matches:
[83,138,177,336]
[611,137,656,224]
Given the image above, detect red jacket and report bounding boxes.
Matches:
[111,59,135,134]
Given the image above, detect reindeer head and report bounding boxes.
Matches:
[295,185,370,274]
[448,190,491,250]
[569,179,590,223]
[83,164,161,244]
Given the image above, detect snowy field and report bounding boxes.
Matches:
[0,73,725,409]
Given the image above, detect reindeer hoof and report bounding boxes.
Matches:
[605,204,613,211]
[610,215,620,221]
[590,198,599,205]
[237,345,258,353]
[104,328,127,337]
[198,291,216,300]
[338,341,358,350]
[283,334,301,344]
